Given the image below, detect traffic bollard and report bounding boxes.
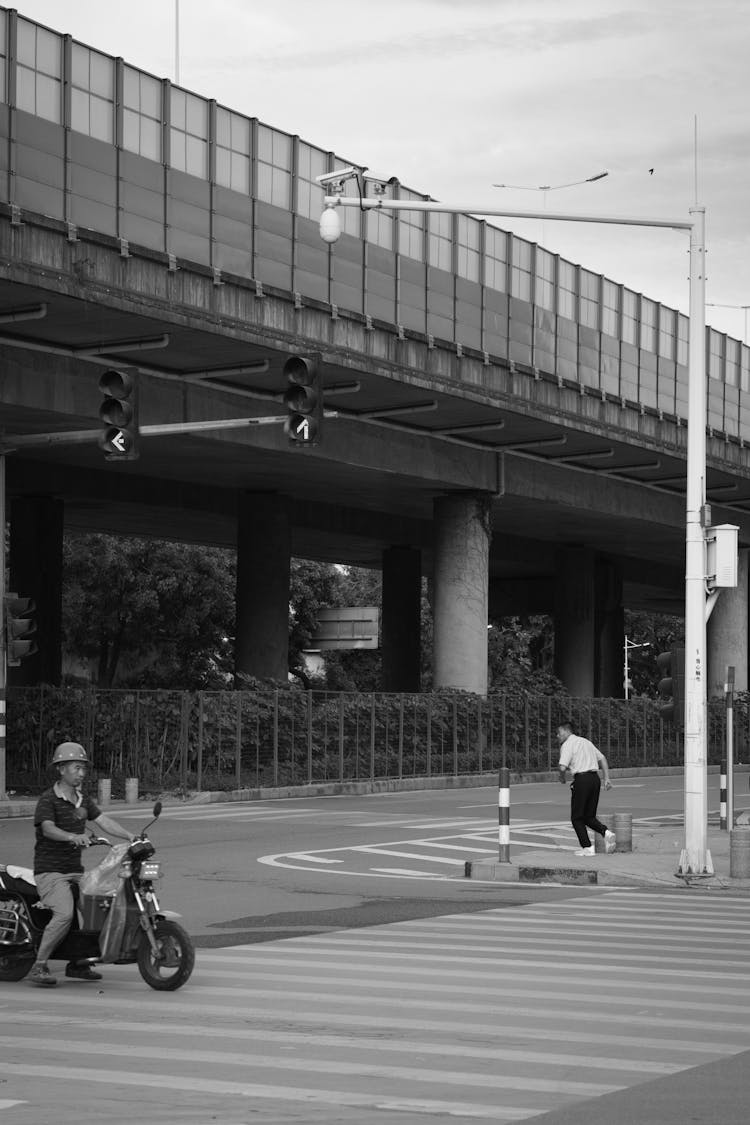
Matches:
[730,826,750,878]
[97,778,111,808]
[125,777,139,804]
[613,812,633,852]
[498,767,510,863]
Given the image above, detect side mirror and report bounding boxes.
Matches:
[153,801,162,819]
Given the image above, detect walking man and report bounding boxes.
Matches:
[557,719,616,857]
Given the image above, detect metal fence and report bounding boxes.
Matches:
[5,686,742,796]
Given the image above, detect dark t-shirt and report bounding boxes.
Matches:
[33,787,102,875]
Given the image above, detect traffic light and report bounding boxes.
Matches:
[97,369,139,461]
[282,354,322,446]
[4,593,37,667]
[656,646,685,728]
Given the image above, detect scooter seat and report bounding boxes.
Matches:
[0,868,39,901]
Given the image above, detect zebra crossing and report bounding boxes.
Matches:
[2,889,749,1123]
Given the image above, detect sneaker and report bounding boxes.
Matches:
[604,829,617,854]
[65,962,102,982]
[28,962,57,987]
[574,845,595,857]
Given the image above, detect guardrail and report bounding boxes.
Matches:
[5,686,742,796]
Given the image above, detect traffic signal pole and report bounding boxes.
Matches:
[682,206,711,875]
[320,183,710,875]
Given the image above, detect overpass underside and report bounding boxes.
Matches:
[2,215,750,697]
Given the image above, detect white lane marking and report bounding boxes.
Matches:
[371,868,448,878]
[10,1008,713,1067]
[0,1064,530,1121]
[416,841,496,853]
[351,846,465,865]
[284,853,343,864]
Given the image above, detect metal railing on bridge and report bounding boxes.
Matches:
[5,687,740,797]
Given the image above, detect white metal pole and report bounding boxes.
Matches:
[320,193,709,863]
[681,205,709,875]
[175,0,180,86]
[624,639,630,700]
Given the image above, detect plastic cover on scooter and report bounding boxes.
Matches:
[97,884,129,961]
[79,843,130,896]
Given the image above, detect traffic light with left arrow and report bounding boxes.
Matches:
[283,354,323,446]
[98,369,139,461]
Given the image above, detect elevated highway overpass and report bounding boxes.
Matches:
[1,5,749,697]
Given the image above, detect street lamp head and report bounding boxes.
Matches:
[319,205,341,244]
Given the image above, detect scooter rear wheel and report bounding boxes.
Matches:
[0,950,36,981]
[136,918,194,991]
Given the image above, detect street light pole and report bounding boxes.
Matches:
[319,183,710,874]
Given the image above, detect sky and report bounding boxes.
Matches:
[13,0,750,340]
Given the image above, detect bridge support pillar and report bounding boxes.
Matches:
[8,495,64,686]
[708,547,749,698]
[235,493,290,685]
[554,547,596,697]
[432,493,490,695]
[596,557,625,698]
[382,546,422,692]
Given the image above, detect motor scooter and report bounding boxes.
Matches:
[0,801,194,990]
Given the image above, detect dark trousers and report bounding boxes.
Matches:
[570,771,608,847]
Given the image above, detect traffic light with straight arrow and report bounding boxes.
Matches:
[98,369,140,461]
[283,354,323,446]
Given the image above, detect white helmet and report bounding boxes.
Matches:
[51,742,89,766]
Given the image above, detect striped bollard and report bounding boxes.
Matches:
[720,760,727,831]
[498,767,510,863]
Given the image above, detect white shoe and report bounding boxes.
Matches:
[604,830,617,854]
[574,845,595,856]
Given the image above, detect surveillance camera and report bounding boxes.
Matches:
[316,166,361,186]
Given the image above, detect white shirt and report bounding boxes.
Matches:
[558,734,603,775]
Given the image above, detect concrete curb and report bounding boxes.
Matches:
[1,762,708,819]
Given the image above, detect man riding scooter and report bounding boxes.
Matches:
[29,742,135,988]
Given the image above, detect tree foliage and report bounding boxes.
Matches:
[62,534,235,689]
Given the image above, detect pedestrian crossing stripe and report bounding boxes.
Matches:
[3,893,749,1123]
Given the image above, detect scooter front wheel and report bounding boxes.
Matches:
[136,918,194,991]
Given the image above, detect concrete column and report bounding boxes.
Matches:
[595,557,625,698]
[432,493,491,695]
[554,547,596,697]
[381,546,422,692]
[707,547,749,698]
[235,493,290,684]
[8,495,64,686]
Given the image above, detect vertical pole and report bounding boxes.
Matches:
[720,758,727,831]
[235,693,242,791]
[174,0,180,85]
[726,665,735,830]
[498,766,510,863]
[681,206,710,876]
[0,454,6,801]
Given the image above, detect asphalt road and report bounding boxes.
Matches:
[0,772,718,946]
